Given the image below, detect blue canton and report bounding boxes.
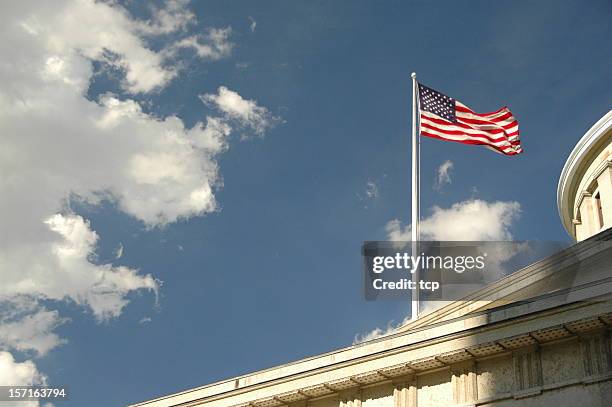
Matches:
[418,83,457,123]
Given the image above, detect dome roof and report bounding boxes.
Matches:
[557,110,612,238]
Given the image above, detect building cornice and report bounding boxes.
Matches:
[130,297,612,407]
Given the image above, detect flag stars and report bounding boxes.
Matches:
[418,83,456,122]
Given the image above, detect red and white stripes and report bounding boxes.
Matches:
[420,100,522,156]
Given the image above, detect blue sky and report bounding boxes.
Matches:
[1,1,611,407]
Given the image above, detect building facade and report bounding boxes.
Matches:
[131,112,612,407]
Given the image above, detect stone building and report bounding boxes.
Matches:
[131,111,612,407]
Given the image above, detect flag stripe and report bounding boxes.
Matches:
[421,129,523,152]
[457,114,518,128]
[457,109,513,122]
[421,131,523,155]
[422,113,518,137]
[420,122,519,146]
[420,125,518,148]
[455,102,508,118]
[418,83,522,156]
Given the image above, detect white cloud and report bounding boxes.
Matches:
[354,313,424,344]
[167,27,233,60]
[365,180,379,199]
[136,0,195,36]
[356,199,523,342]
[0,303,67,357]
[434,160,453,190]
[386,198,524,282]
[0,352,46,385]
[201,86,278,136]
[0,0,275,386]
[6,0,232,94]
[115,243,124,260]
[0,352,46,406]
[248,16,257,33]
[353,323,398,345]
[22,0,173,93]
[139,317,152,325]
[386,199,521,241]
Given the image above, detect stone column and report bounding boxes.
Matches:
[393,376,417,407]
[580,329,612,377]
[579,193,598,239]
[596,165,612,228]
[512,346,542,395]
[451,361,477,405]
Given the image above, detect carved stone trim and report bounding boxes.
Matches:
[579,329,612,377]
[338,389,361,407]
[226,313,612,407]
[392,377,417,407]
[451,360,477,405]
[512,346,542,393]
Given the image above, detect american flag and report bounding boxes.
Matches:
[418,83,522,155]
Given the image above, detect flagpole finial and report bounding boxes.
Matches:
[411,72,416,79]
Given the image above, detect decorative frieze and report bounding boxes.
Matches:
[353,372,386,385]
[498,333,537,350]
[512,346,542,394]
[379,364,415,378]
[301,384,334,398]
[276,391,307,404]
[451,361,477,405]
[221,313,612,407]
[327,378,357,392]
[339,390,361,407]
[467,342,505,358]
[580,330,611,377]
[531,325,573,342]
[392,377,417,407]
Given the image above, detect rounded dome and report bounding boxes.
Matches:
[557,110,612,241]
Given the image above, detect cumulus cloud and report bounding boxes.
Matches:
[201,86,278,136]
[18,0,171,93]
[386,199,521,241]
[434,160,453,190]
[8,0,233,94]
[386,198,525,287]
[135,0,195,36]
[248,16,257,33]
[0,0,275,384]
[0,352,47,386]
[355,199,523,343]
[0,352,47,406]
[167,27,233,60]
[0,303,67,357]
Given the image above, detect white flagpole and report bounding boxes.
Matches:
[410,72,420,321]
